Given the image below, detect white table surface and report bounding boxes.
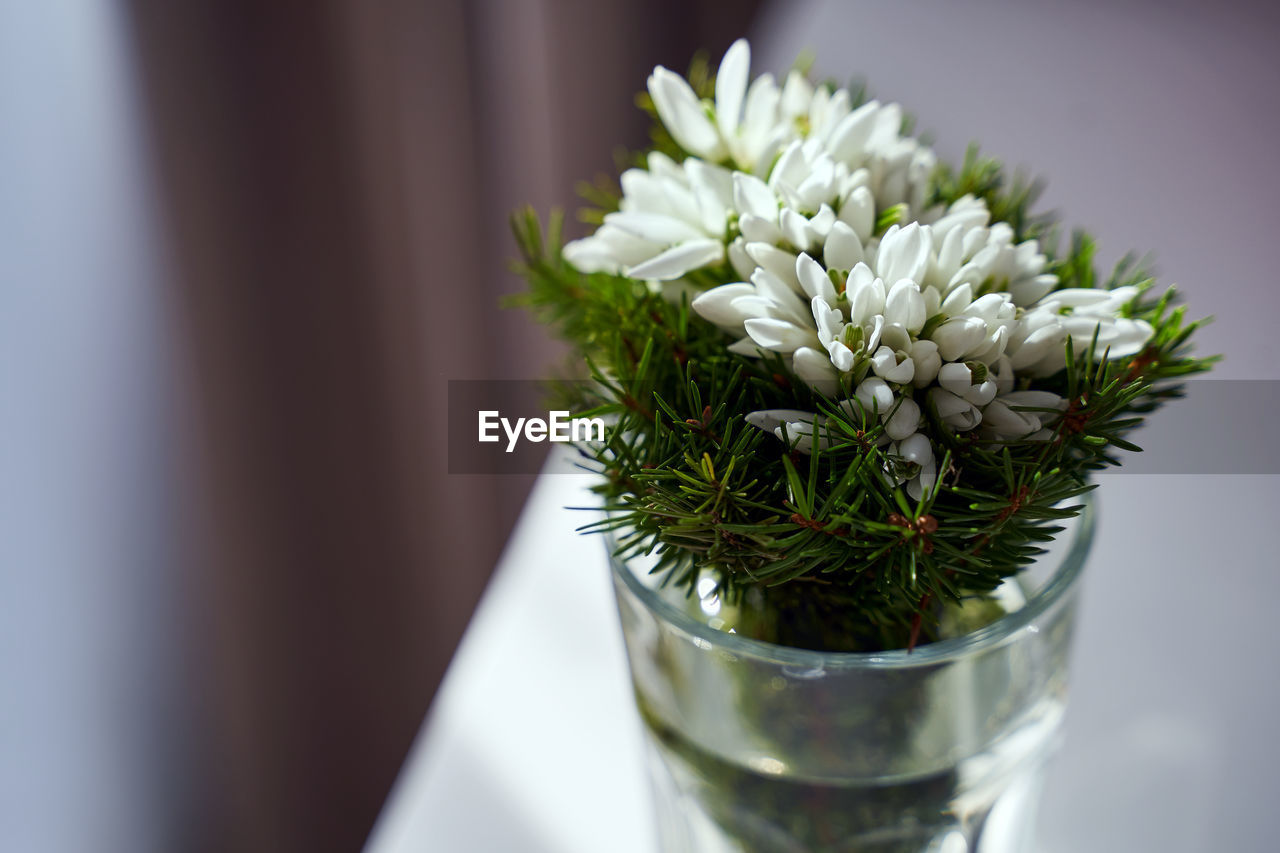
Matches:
[366,451,1280,853]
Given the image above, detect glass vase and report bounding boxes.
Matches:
[608,498,1094,853]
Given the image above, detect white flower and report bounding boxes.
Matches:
[885,433,938,501]
[883,396,922,441]
[930,291,1017,363]
[850,376,897,420]
[647,66,728,163]
[696,216,1024,400]
[980,391,1068,442]
[929,387,982,431]
[753,399,937,500]
[575,40,1164,476]
[745,409,829,454]
[1036,286,1154,357]
[926,361,998,431]
[814,99,939,219]
[704,191,1155,450]
[770,139,848,214]
[645,37,942,208]
[1009,286,1154,377]
[563,153,734,281]
[647,40,828,174]
[571,42,955,286]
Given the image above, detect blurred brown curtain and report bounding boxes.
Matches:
[126,1,759,851]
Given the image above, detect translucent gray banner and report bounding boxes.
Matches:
[448,379,1280,475]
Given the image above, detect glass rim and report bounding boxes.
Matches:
[608,493,1095,670]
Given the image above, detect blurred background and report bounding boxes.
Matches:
[1,1,758,851]
[1,1,1275,852]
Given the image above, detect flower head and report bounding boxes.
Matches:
[566,39,1159,492]
[566,41,948,286]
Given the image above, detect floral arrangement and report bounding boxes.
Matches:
[513,40,1212,652]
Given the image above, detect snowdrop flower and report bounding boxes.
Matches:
[745,409,830,454]
[1009,286,1154,376]
[980,391,1068,442]
[731,140,878,254]
[751,398,937,501]
[1004,307,1070,376]
[575,40,1159,472]
[571,41,954,285]
[810,98,939,219]
[867,136,938,222]
[647,39,833,174]
[769,139,850,214]
[697,218,1020,397]
[647,64,730,163]
[885,433,938,501]
[929,290,1018,363]
[647,37,938,205]
[735,162,841,253]
[1036,286,1154,356]
[745,407,904,457]
[840,377,922,440]
[923,197,1057,306]
[563,152,735,281]
[746,376,923,449]
[928,361,999,431]
[690,252,818,361]
[881,395,923,441]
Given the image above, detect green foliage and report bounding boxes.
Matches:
[931,144,1048,241]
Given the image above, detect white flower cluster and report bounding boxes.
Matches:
[563,40,1153,500]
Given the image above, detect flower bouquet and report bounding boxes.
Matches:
[512,39,1211,853]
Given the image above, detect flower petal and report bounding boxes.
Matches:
[872,346,915,384]
[739,213,784,244]
[792,347,840,396]
[779,207,814,250]
[812,295,843,346]
[854,377,895,415]
[885,279,926,333]
[884,397,921,440]
[796,253,837,302]
[909,340,941,387]
[740,73,781,160]
[745,242,801,291]
[605,210,704,244]
[732,172,778,220]
[941,282,973,317]
[647,66,726,160]
[824,221,864,271]
[1009,274,1057,307]
[779,70,814,119]
[715,39,750,139]
[929,388,982,431]
[932,317,987,361]
[837,186,875,241]
[746,409,819,433]
[750,268,807,318]
[827,100,881,164]
[876,222,931,285]
[626,238,723,280]
[981,399,1038,439]
[744,317,816,353]
[691,283,756,327]
[727,237,755,280]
